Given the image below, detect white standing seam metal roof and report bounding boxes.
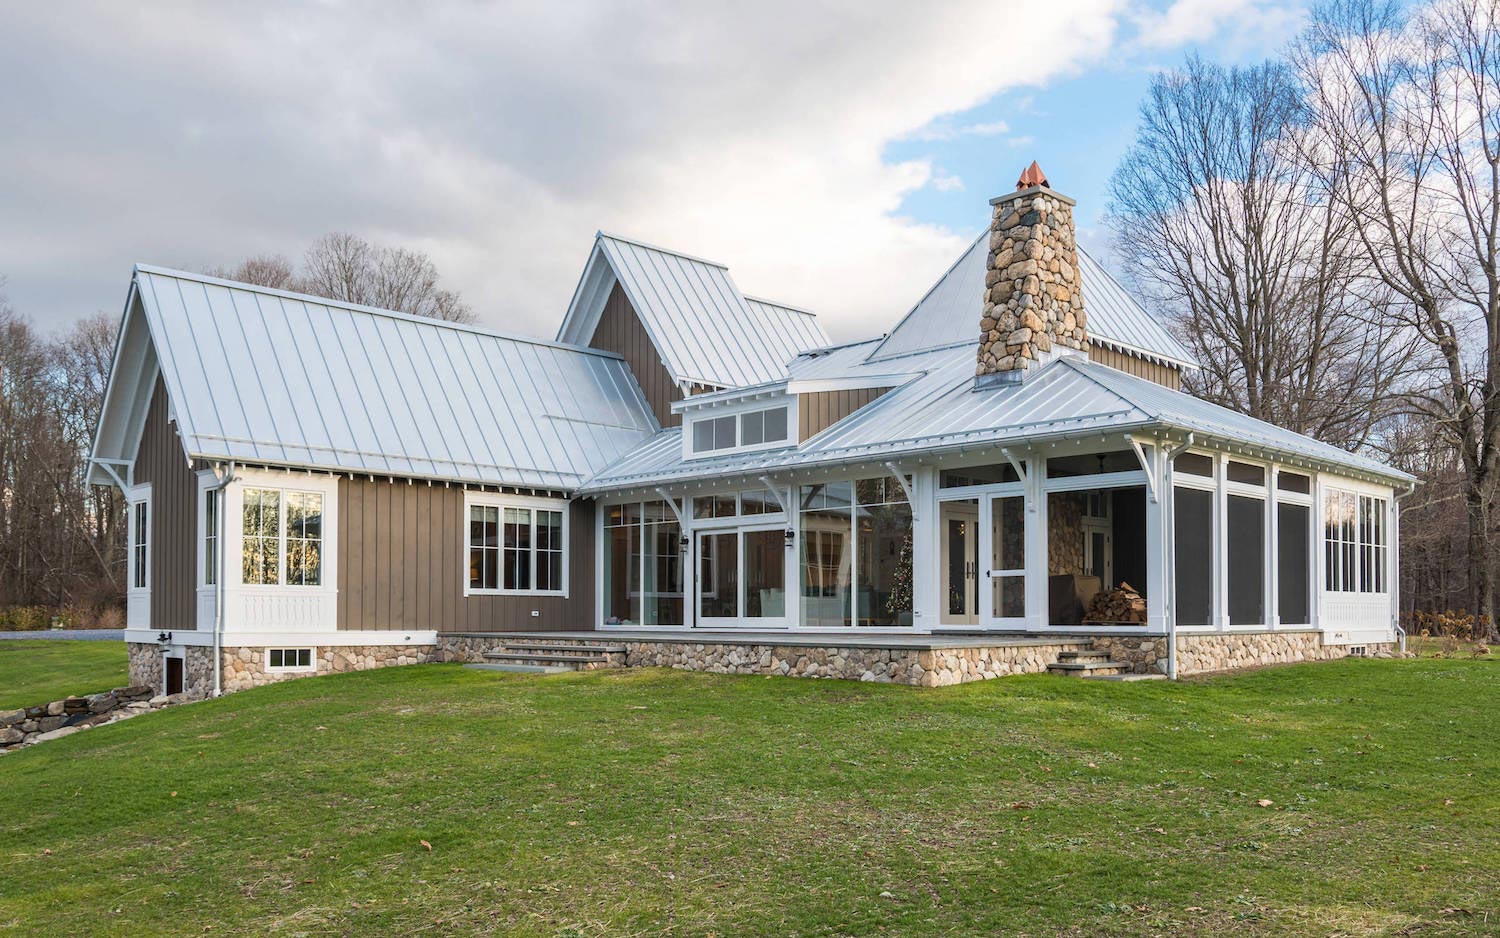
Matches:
[580,351,1412,492]
[867,231,1197,367]
[557,233,830,389]
[97,266,659,490]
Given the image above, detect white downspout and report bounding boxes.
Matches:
[209,461,236,697]
[1162,434,1195,680]
[1393,479,1416,654]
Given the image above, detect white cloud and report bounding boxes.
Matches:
[1131,0,1307,54]
[0,1,1128,341]
[931,172,966,192]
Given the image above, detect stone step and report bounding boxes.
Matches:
[499,643,626,655]
[484,652,612,665]
[1082,672,1167,682]
[465,662,571,675]
[1056,651,1113,664]
[1046,659,1129,677]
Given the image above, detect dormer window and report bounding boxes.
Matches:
[693,415,737,453]
[689,406,790,456]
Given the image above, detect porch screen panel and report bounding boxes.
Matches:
[1173,487,1212,626]
[1227,495,1265,625]
[642,501,682,626]
[800,482,852,628]
[744,528,785,618]
[603,503,642,625]
[699,531,739,619]
[990,495,1025,619]
[1277,503,1310,624]
[855,476,912,627]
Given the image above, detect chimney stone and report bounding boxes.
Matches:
[976,162,1087,384]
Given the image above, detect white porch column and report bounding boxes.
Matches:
[1213,451,1228,631]
[1144,454,1169,634]
[1025,450,1048,629]
[910,467,939,630]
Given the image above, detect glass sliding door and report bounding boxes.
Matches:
[698,526,787,626]
[989,495,1025,620]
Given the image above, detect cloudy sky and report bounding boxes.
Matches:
[1,1,1308,341]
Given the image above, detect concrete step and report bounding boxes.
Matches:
[500,643,626,655]
[484,652,611,666]
[465,662,571,675]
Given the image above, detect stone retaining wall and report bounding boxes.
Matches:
[0,684,186,752]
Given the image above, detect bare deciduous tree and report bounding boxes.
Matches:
[1295,0,1500,637]
[301,233,474,323]
[1108,55,1416,448]
[209,234,475,323]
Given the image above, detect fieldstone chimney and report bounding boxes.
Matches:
[976,161,1087,383]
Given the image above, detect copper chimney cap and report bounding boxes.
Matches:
[1016,161,1049,190]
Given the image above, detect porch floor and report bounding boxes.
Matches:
[442,630,1102,650]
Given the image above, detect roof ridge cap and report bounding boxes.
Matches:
[595,231,731,270]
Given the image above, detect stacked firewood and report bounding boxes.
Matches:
[1082,582,1148,624]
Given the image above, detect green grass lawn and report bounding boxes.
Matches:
[0,640,128,711]
[1,659,1496,936]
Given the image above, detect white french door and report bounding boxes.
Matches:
[940,501,979,625]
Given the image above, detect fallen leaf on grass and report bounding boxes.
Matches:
[419,840,432,852]
[1443,799,1454,806]
[1256,799,1274,807]
[1010,802,1034,810]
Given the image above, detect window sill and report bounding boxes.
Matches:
[464,589,568,599]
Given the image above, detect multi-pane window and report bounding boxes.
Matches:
[267,648,314,671]
[690,407,790,454]
[285,493,324,586]
[467,500,566,594]
[131,500,149,589]
[241,488,323,587]
[1324,490,1387,593]
[203,490,218,586]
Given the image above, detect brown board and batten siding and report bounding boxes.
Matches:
[133,377,199,631]
[589,283,682,427]
[1089,344,1182,390]
[799,388,890,441]
[336,478,597,632]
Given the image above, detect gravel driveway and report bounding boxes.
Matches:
[0,630,123,641]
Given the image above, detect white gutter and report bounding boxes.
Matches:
[209,461,236,697]
[1162,434,1195,680]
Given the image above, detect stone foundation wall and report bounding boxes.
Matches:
[128,642,438,696]
[1174,632,1395,675]
[615,639,1090,687]
[1092,632,1398,676]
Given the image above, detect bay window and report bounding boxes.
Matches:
[466,496,566,595]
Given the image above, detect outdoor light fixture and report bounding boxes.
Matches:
[680,534,691,551]
[157,631,171,646]
[784,528,796,547]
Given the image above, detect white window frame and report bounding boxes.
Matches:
[266,647,317,673]
[126,483,152,594]
[239,486,327,588]
[462,492,569,597]
[196,472,220,589]
[683,398,798,460]
[1321,485,1389,596]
